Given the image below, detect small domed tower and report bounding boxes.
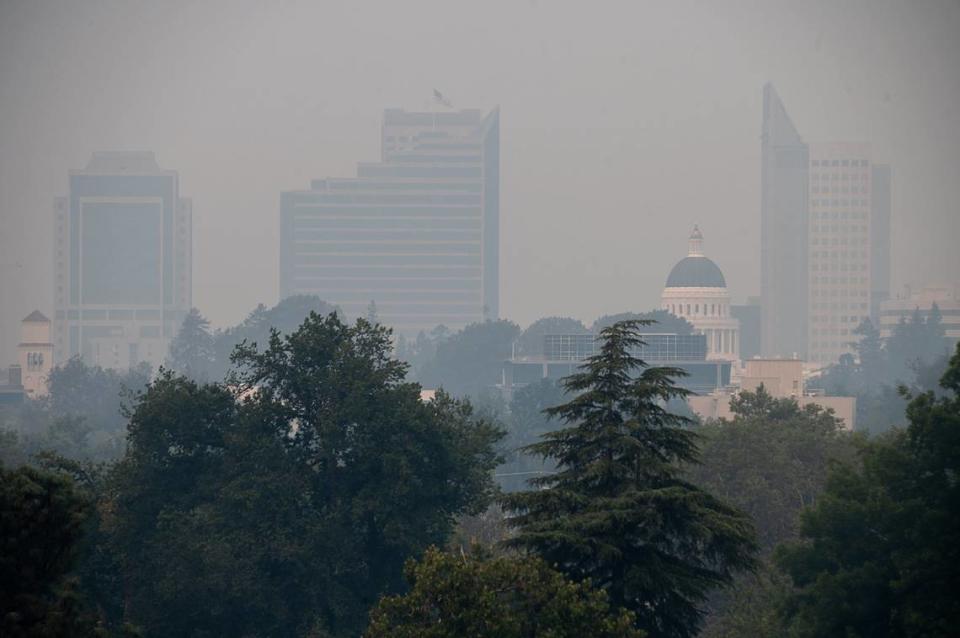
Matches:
[661,227,740,360]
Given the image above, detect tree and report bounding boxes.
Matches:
[109,312,503,637]
[775,343,960,637]
[498,378,567,492]
[166,308,215,381]
[515,316,589,357]
[364,547,644,638]
[417,319,521,398]
[592,309,694,334]
[501,320,756,638]
[0,464,101,637]
[209,295,339,379]
[688,390,858,638]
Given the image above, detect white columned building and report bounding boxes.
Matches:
[661,226,740,361]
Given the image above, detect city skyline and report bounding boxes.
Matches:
[2,1,959,367]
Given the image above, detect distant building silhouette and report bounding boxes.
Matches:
[760,83,809,359]
[280,108,499,336]
[53,152,192,371]
[760,85,892,366]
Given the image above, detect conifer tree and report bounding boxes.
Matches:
[501,320,756,638]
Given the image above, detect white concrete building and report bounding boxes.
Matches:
[661,226,740,360]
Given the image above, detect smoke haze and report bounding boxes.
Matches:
[2,0,958,364]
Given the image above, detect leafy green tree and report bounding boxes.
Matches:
[110,312,502,637]
[592,309,694,334]
[688,389,858,638]
[418,319,521,398]
[515,316,590,356]
[776,343,960,637]
[0,464,101,637]
[364,547,644,638]
[166,308,215,381]
[210,295,339,379]
[502,320,756,638]
[498,378,566,492]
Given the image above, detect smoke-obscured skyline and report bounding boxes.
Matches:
[2,0,958,364]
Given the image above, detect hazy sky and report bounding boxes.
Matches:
[2,0,958,364]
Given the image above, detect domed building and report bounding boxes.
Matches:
[661,226,740,361]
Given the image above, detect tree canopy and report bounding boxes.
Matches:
[775,342,960,637]
[502,320,756,638]
[365,547,644,638]
[108,312,502,637]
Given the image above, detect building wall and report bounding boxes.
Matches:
[53,152,191,372]
[879,283,960,341]
[807,143,874,366]
[280,108,499,337]
[870,165,892,323]
[661,286,739,360]
[18,315,53,398]
[760,84,809,359]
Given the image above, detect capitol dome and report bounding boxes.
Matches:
[660,226,740,361]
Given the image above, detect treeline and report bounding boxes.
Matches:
[3,303,958,636]
[811,304,954,432]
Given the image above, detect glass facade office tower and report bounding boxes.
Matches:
[53,152,192,371]
[280,108,499,336]
[760,84,809,359]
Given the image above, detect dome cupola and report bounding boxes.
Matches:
[665,226,727,288]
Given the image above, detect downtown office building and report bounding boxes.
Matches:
[760,85,891,365]
[279,108,499,337]
[53,152,192,371]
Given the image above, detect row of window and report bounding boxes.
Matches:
[811,315,869,324]
[812,250,868,259]
[811,199,870,207]
[810,302,867,310]
[811,237,869,246]
[662,303,729,317]
[811,159,870,167]
[811,263,869,273]
[810,277,870,287]
[811,186,869,195]
[812,172,870,181]
[812,211,869,220]
[811,224,868,234]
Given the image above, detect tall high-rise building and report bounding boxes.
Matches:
[280,108,499,336]
[53,152,192,371]
[807,143,874,365]
[760,84,809,359]
[760,85,892,365]
[870,163,892,322]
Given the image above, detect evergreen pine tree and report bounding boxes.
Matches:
[501,320,756,638]
[166,308,215,381]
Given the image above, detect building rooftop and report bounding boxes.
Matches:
[22,310,50,323]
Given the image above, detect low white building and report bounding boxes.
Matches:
[661,226,740,361]
[879,282,960,341]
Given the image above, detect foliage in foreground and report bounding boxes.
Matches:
[689,387,858,637]
[0,464,99,636]
[502,320,757,638]
[108,313,502,637]
[364,546,644,638]
[776,343,960,637]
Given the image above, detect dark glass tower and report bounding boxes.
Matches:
[760,84,809,358]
